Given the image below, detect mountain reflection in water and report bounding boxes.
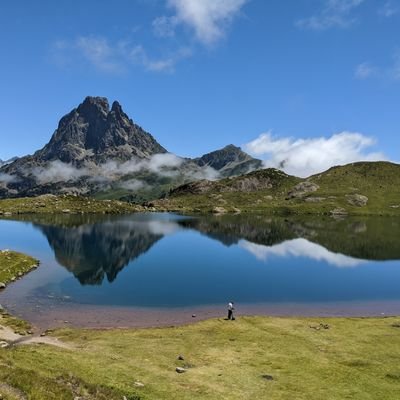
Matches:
[7,213,399,286]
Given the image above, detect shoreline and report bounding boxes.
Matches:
[4,300,400,331]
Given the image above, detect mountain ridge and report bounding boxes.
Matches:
[0,96,262,200]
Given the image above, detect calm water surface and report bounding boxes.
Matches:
[1,213,400,325]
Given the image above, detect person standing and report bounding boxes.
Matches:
[227,301,235,320]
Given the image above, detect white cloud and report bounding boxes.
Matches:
[125,43,192,72]
[75,37,123,74]
[355,62,377,79]
[163,0,248,44]
[296,0,365,30]
[52,36,190,73]
[152,15,179,38]
[32,161,89,184]
[378,1,399,17]
[355,50,400,82]
[239,238,365,268]
[118,179,148,191]
[244,131,386,177]
[0,172,17,187]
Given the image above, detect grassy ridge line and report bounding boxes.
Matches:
[0,316,400,399]
[0,194,143,215]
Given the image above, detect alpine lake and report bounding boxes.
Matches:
[1,212,400,328]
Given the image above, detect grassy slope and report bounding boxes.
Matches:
[156,162,400,216]
[0,250,38,285]
[0,194,141,215]
[0,317,400,399]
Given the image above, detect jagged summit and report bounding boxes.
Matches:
[36,96,166,164]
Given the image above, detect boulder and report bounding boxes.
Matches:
[287,181,319,199]
[346,194,368,207]
[330,208,348,216]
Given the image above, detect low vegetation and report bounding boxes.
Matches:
[1,317,400,399]
[0,194,141,215]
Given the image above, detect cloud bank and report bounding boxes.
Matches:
[244,131,386,177]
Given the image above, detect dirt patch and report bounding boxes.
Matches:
[0,323,73,350]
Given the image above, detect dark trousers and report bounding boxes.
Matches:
[228,309,234,320]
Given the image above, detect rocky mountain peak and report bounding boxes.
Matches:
[194,144,263,176]
[77,96,110,117]
[35,96,166,164]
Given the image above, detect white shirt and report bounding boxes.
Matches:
[228,302,234,311]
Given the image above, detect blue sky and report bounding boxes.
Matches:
[0,0,399,176]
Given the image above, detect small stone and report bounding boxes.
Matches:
[192,314,196,318]
[0,282,6,289]
[40,332,46,337]
[176,367,187,374]
[261,374,274,381]
[177,355,185,361]
[0,341,9,348]
[134,381,145,387]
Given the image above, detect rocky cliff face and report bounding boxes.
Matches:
[36,96,166,165]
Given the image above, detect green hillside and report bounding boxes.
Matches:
[154,161,400,216]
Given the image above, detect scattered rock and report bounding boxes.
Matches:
[176,367,187,374]
[287,181,319,199]
[134,381,145,387]
[192,314,196,318]
[212,206,227,214]
[0,283,6,289]
[0,341,9,348]
[330,207,348,216]
[346,194,368,207]
[304,197,326,203]
[62,209,71,213]
[261,374,274,381]
[309,323,330,330]
[177,355,185,361]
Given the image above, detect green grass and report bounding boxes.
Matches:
[156,162,400,216]
[0,250,38,333]
[1,316,400,399]
[0,194,141,215]
[0,250,38,286]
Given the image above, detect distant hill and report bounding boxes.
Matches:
[0,97,262,200]
[155,161,400,216]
